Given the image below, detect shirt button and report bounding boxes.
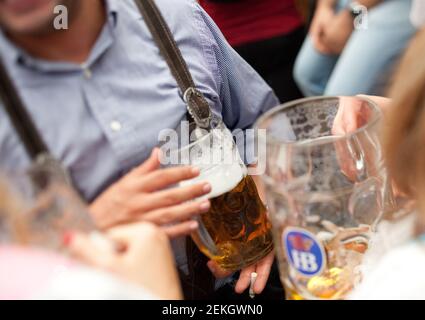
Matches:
[110,121,122,132]
[81,64,92,79]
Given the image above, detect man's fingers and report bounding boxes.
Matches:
[207,260,233,279]
[253,253,274,294]
[357,95,392,115]
[133,148,161,175]
[234,252,275,294]
[162,220,199,238]
[134,182,211,213]
[139,166,201,192]
[235,264,256,294]
[142,200,210,225]
[333,98,362,135]
[357,95,389,106]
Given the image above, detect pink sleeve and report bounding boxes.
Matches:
[0,246,76,300]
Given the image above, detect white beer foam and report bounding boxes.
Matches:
[179,131,248,199]
[180,162,246,200]
[203,162,247,199]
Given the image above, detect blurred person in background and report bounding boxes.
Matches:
[0,0,280,299]
[199,0,305,103]
[293,0,416,97]
[351,28,425,299]
[0,181,182,300]
[334,5,425,298]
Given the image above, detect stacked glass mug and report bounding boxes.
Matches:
[255,96,399,300]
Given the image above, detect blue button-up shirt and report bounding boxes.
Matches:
[0,0,278,202]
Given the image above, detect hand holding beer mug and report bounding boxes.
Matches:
[256,97,395,300]
[165,123,274,272]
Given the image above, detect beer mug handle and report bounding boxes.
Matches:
[192,216,218,256]
[344,135,367,181]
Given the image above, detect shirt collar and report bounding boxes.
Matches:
[106,0,119,28]
[0,0,120,68]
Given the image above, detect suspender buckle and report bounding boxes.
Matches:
[28,153,73,194]
[183,87,212,130]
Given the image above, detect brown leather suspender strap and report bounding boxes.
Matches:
[0,55,71,191]
[135,0,212,129]
[0,57,49,160]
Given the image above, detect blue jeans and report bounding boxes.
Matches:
[293,0,416,96]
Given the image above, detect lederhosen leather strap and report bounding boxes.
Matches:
[0,59,48,160]
[0,56,71,192]
[135,0,212,130]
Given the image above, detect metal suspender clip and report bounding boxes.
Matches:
[28,153,73,195]
[183,87,212,130]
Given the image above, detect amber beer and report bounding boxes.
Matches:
[191,163,274,271]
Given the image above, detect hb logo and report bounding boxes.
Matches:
[283,227,326,277]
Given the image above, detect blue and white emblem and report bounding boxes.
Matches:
[283,227,326,277]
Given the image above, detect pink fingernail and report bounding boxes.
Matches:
[62,231,75,247]
[191,167,200,175]
[203,183,212,193]
[200,201,210,212]
[190,221,199,230]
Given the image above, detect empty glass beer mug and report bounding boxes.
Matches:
[167,123,274,271]
[0,163,94,250]
[255,96,393,300]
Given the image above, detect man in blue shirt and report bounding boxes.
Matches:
[0,0,280,297]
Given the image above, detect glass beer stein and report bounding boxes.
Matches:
[255,96,394,300]
[168,123,274,271]
[0,163,94,250]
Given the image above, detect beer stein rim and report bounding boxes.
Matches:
[172,121,227,155]
[254,96,382,148]
[176,129,215,155]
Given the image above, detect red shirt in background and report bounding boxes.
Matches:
[199,0,303,47]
